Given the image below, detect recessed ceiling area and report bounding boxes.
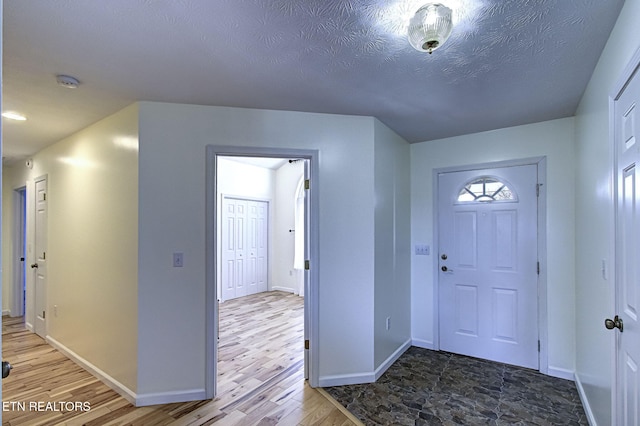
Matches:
[1,0,624,164]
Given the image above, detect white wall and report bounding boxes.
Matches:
[1,104,139,393]
[574,2,640,424]
[410,117,576,377]
[273,161,304,294]
[136,102,379,395]
[374,120,412,369]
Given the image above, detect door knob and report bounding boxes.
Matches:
[441,254,447,260]
[2,361,11,379]
[30,263,38,269]
[605,315,624,332]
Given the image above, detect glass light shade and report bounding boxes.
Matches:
[408,3,453,54]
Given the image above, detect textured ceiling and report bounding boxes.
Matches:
[2,0,624,163]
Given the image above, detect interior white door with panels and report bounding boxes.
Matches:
[247,200,268,295]
[221,196,268,301]
[33,176,48,339]
[438,165,539,369]
[612,52,640,426]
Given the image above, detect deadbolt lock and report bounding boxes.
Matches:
[441,254,447,260]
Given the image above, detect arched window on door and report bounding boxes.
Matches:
[456,176,517,203]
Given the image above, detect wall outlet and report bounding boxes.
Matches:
[386,316,391,330]
[173,252,184,268]
[414,244,430,256]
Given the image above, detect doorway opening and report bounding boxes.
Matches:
[11,187,27,318]
[205,146,319,399]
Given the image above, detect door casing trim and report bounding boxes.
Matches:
[205,145,320,399]
[609,42,640,426]
[432,156,548,375]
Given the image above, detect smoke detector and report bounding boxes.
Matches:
[56,75,80,89]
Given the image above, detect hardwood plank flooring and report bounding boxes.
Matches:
[2,291,360,426]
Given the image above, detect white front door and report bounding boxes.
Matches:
[613,57,640,425]
[438,164,539,369]
[34,177,48,338]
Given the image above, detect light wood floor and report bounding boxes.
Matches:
[2,291,360,426]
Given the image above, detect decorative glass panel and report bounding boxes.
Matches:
[457,177,516,203]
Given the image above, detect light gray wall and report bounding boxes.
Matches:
[410,117,576,378]
[574,2,640,424]
[136,102,381,394]
[374,119,412,369]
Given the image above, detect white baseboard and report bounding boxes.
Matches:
[47,336,137,405]
[136,389,207,407]
[374,339,411,381]
[271,286,296,294]
[574,373,598,426]
[547,366,575,381]
[2,309,10,316]
[25,322,34,332]
[411,338,435,350]
[46,336,208,407]
[319,340,411,387]
[318,371,375,387]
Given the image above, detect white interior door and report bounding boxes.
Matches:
[438,165,539,369]
[33,177,48,338]
[247,201,268,294]
[613,60,640,426]
[221,197,268,301]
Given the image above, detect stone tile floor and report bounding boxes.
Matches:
[325,347,588,425]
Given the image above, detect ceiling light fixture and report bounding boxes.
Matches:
[2,112,27,121]
[56,74,80,89]
[408,3,454,54]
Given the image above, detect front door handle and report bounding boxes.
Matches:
[30,263,38,269]
[605,315,623,332]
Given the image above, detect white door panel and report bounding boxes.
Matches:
[438,165,538,369]
[34,177,48,338]
[221,197,269,301]
[614,62,640,425]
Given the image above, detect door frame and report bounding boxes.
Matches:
[205,145,320,399]
[609,43,640,426]
[433,157,548,374]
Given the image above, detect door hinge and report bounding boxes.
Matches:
[305,340,310,350]
[304,260,310,270]
[42,311,46,319]
[44,193,47,201]
[43,252,46,260]
[304,179,310,190]
[538,340,540,352]
[537,261,540,275]
[536,183,542,197]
